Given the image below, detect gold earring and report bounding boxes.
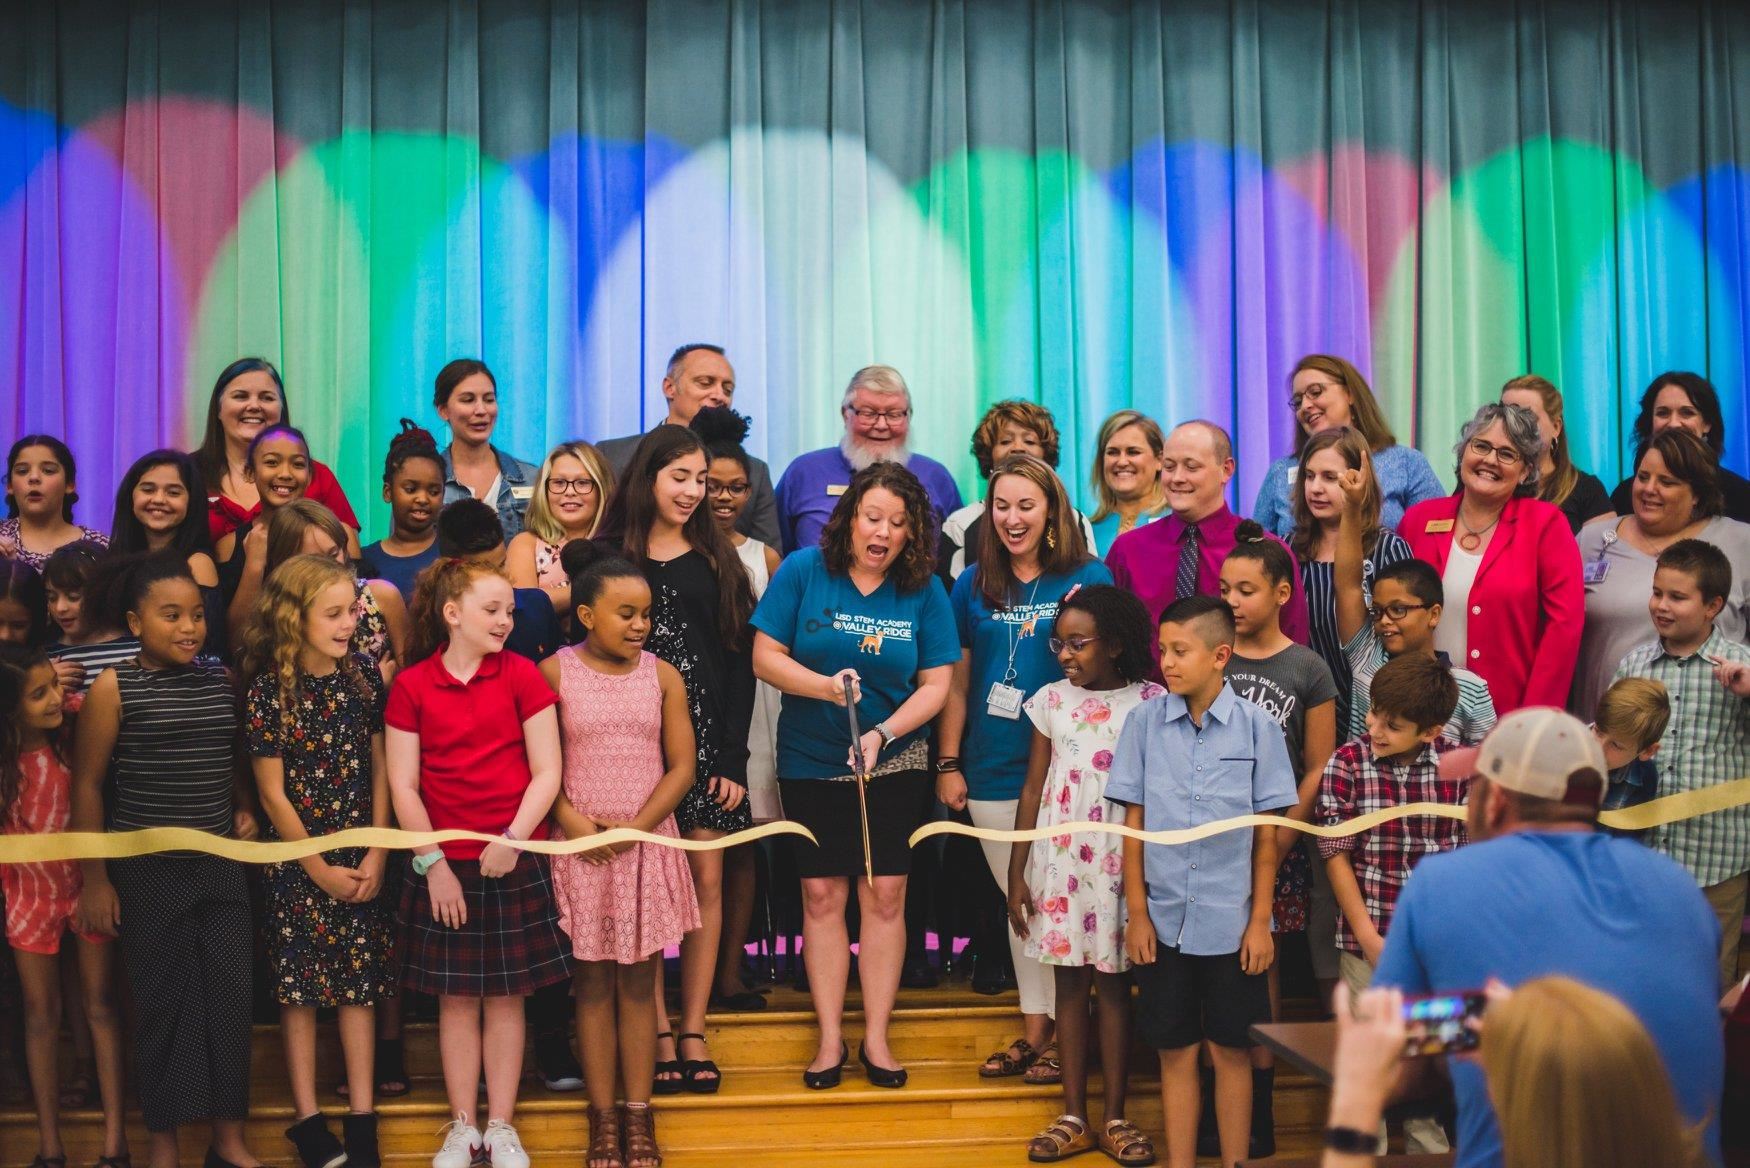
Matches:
[1045,525,1057,550]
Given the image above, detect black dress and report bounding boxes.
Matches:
[639,549,755,835]
[245,663,393,1007]
[1558,470,1614,533]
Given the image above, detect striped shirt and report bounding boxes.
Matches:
[1613,628,1750,887]
[110,660,237,836]
[1,747,83,949]
[1300,531,1414,735]
[1343,628,1497,746]
[48,637,143,696]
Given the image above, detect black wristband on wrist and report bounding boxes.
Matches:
[1324,1125,1378,1154]
[935,757,962,773]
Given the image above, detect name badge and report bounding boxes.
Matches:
[1285,467,1298,486]
[986,681,1024,720]
[1583,559,1611,585]
[1423,518,1455,534]
[827,483,849,497]
[510,485,535,501]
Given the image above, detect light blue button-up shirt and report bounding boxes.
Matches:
[1104,683,1298,956]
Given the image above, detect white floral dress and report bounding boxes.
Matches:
[1020,678,1165,972]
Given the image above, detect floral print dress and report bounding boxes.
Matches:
[1019,678,1164,973]
[244,660,392,1006]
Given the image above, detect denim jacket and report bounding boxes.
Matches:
[442,444,540,541]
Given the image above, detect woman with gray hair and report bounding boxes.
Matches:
[1398,402,1584,714]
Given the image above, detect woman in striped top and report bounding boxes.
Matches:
[71,554,269,1168]
[1285,429,1414,738]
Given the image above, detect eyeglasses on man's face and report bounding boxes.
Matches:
[846,406,912,424]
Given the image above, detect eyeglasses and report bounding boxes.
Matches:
[1048,635,1102,654]
[547,478,598,496]
[707,481,750,498]
[1466,437,1522,467]
[1367,602,1431,622]
[846,406,912,424]
[1288,382,1337,411]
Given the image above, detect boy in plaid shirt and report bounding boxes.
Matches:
[1613,538,1750,991]
[1316,654,1466,994]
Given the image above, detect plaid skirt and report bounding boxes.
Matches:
[397,855,575,998]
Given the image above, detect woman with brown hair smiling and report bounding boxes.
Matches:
[752,461,959,1092]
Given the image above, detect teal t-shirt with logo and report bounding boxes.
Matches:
[751,547,962,779]
[950,559,1114,800]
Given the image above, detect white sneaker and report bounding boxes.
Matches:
[483,1120,529,1168]
[432,1117,481,1168]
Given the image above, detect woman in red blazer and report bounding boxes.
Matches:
[1399,402,1584,714]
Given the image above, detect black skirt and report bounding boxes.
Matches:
[779,770,931,879]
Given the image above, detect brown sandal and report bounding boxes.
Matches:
[1023,1041,1063,1085]
[979,1037,1039,1078]
[1028,1114,1095,1162]
[621,1103,662,1168]
[587,1106,623,1168]
[1097,1117,1156,1166]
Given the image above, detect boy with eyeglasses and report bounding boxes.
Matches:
[1333,469,1497,745]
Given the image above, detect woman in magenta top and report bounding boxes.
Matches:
[1398,402,1583,713]
[194,358,360,544]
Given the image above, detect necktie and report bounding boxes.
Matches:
[1173,521,1201,601]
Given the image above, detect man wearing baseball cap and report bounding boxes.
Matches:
[1372,707,1724,1167]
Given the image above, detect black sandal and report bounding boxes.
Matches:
[653,1031,684,1097]
[30,1156,68,1168]
[676,1031,721,1094]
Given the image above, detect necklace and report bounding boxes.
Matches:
[1456,502,1503,552]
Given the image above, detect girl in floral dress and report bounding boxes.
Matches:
[243,553,393,1168]
[1006,585,1162,1166]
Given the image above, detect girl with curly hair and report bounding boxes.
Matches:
[241,554,393,1168]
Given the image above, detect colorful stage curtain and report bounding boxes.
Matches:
[4,0,1749,533]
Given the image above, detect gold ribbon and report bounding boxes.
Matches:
[0,820,815,865]
[2,778,1745,865]
[909,776,1750,848]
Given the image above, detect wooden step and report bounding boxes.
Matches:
[12,985,1334,1166]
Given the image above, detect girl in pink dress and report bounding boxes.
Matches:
[541,542,698,1168]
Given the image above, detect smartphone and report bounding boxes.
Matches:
[1401,990,1486,1057]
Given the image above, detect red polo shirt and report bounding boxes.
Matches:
[385,649,559,860]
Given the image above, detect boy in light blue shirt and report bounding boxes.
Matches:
[1106,595,1298,1168]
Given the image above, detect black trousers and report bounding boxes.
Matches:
[111,854,253,1132]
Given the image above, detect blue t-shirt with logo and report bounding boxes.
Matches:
[950,559,1114,801]
[751,546,961,779]
[1374,831,1723,1168]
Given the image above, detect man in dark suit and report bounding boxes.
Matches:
[596,343,781,547]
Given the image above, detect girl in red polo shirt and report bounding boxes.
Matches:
[385,559,570,1168]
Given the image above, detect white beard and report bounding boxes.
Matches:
[840,433,911,472]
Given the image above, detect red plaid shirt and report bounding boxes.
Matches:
[1316,735,1468,954]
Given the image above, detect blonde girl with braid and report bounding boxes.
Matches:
[242,553,393,1168]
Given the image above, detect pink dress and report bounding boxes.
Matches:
[549,650,699,962]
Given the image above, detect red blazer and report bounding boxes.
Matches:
[1398,494,1583,714]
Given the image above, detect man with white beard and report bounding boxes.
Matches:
[774,365,964,554]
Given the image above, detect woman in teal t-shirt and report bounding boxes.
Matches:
[939,455,1110,1083]
[751,463,959,1091]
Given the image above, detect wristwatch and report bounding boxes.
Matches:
[411,851,445,877]
[1324,1126,1378,1154]
[874,722,895,747]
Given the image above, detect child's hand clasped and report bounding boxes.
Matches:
[478,837,522,878]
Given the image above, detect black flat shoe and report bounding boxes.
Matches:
[802,1042,850,1090]
[858,1042,908,1088]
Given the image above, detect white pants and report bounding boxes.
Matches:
[968,798,1056,1019]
